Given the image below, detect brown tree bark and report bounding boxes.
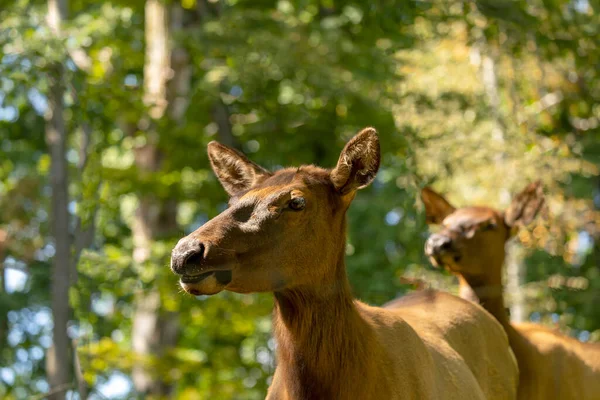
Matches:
[45,1,71,399]
[0,229,7,354]
[131,1,190,397]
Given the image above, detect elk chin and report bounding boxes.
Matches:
[429,253,461,273]
[180,270,232,296]
[428,255,442,269]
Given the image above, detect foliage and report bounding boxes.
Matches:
[0,0,598,398]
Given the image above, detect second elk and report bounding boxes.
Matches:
[422,183,600,400]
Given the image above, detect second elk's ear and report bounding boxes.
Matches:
[207,141,272,196]
[330,127,381,195]
[504,181,544,232]
[420,187,456,225]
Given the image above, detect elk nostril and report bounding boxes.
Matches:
[440,240,452,251]
[183,243,205,267]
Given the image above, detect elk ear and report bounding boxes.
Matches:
[331,127,380,195]
[504,181,544,230]
[207,141,271,196]
[421,187,456,225]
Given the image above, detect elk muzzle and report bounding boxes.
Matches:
[171,236,206,275]
[424,233,461,267]
[170,236,233,295]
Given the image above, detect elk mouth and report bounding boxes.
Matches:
[424,242,462,269]
[179,269,233,296]
[181,269,232,284]
[428,255,444,269]
[427,253,461,270]
[181,271,215,284]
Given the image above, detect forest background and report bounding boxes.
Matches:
[0,0,599,398]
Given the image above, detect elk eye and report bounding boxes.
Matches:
[482,222,497,231]
[289,197,306,211]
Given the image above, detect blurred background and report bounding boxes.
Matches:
[0,0,599,398]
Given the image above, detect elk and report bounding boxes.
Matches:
[170,128,518,400]
[422,183,600,400]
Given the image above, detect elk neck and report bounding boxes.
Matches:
[457,255,510,328]
[272,220,377,399]
[456,255,536,371]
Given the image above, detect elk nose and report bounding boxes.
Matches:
[425,234,453,256]
[170,237,206,275]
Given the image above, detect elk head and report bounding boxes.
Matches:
[170,128,380,296]
[422,182,544,282]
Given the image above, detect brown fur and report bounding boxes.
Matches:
[423,184,600,400]
[170,128,518,399]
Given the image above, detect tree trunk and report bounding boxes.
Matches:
[131,2,189,397]
[45,1,72,399]
[0,230,7,353]
[479,50,506,144]
[506,242,526,323]
[167,4,191,123]
[475,43,527,323]
[131,195,179,397]
[212,96,235,147]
